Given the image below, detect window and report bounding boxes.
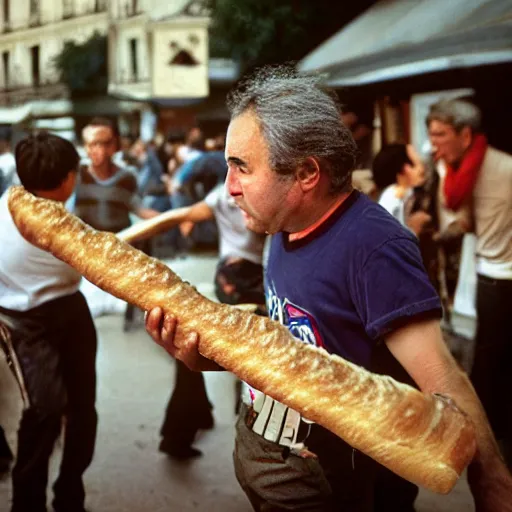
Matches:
[29,0,40,26]
[2,51,9,88]
[3,0,10,23]
[94,0,106,12]
[129,38,138,81]
[29,0,39,15]
[125,0,139,16]
[30,45,40,87]
[62,0,74,19]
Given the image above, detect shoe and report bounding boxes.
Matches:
[159,440,202,460]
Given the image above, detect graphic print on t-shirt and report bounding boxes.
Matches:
[267,282,324,348]
[243,283,323,448]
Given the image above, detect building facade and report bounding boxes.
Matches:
[107,0,238,138]
[0,0,110,123]
[0,0,238,140]
[108,0,211,100]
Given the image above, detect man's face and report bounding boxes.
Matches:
[225,110,299,235]
[83,126,117,167]
[62,171,78,202]
[402,144,426,188]
[187,127,202,145]
[428,120,470,166]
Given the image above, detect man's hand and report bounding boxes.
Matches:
[136,207,160,220]
[406,211,432,236]
[144,307,222,372]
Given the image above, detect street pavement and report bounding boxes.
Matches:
[0,253,475,511]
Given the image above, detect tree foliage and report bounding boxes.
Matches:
[53,31,107,96]
[206,0,376,71]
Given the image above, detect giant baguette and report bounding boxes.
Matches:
[8,186,476,494]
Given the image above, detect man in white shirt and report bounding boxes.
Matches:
[0,132,97,512]
[0,129,17,195]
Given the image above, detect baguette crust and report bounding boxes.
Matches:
[8,186,476,493]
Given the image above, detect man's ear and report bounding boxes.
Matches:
[460,126,473,152]
[296,157,321,192]
[60,170,77,201]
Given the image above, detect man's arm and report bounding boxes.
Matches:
[119,201,214,244]
[386,318,512,510]
[135,206,161,220]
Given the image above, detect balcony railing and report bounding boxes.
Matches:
[119,2,144,19]
[1,1,108,32]
[0,82,69,107]
[63,0,107,19]
[115,73,150,85]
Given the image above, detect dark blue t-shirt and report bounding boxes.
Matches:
[266,190,442,369]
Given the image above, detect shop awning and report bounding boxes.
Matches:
[0,104,33,124]
[0,101,73,124]
[298,0,512,86]
[0,98,141,125]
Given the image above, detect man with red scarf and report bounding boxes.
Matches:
[428,99,512,469]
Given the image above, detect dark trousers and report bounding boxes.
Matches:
[470,274,512,468]
[160,360,212,449]
[0,291,97,512]
[0,425,13,466]
[234,406,417,512]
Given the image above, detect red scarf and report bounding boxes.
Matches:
[443,134,487,211]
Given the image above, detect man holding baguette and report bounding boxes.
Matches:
[145,67,512,511]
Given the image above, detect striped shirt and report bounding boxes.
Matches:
[73,164,141,233]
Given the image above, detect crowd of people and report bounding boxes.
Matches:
[0,65,511,511]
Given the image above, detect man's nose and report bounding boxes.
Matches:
[226,168,242,196]
[92,146,106,156]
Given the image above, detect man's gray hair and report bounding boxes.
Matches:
[426,99,481,133]
[226,66,358,194]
